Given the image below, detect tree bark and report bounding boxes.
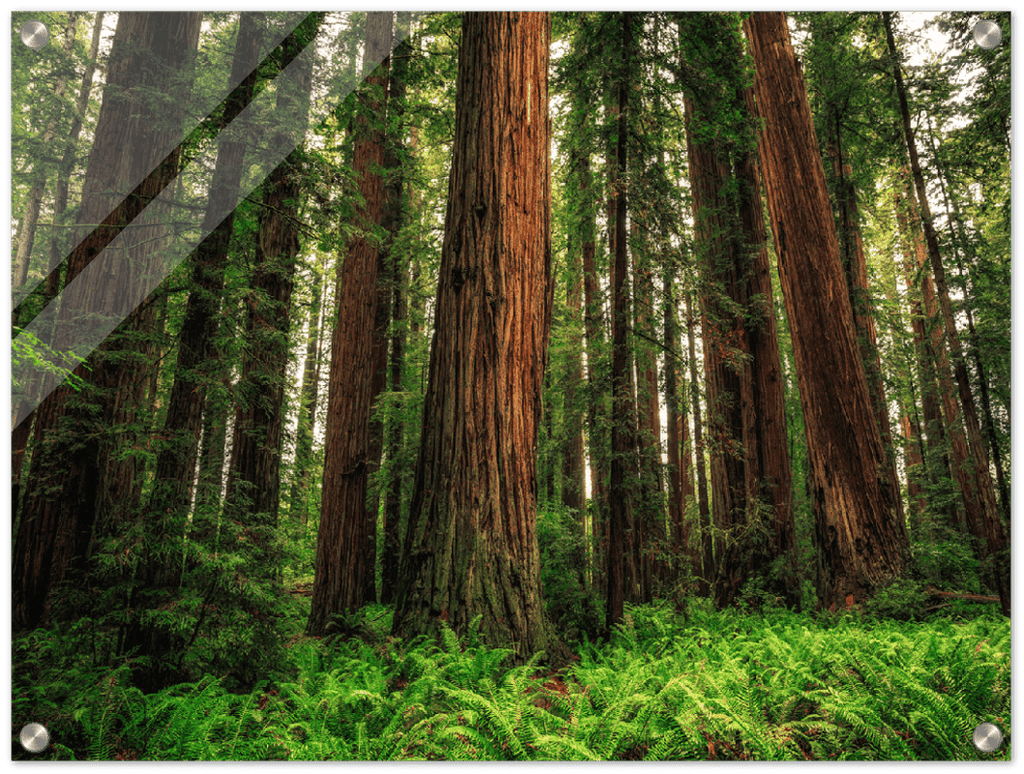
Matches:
[745,11,908,611]
[736,115,796,603]
[13,12,203,630]
[831,151,894,456]
[392,12,556,657]
[290,252,326,524]
[925,118,1010,522]
[147,11,265,557]
[562,183,587,515]
[684,289,713,596]
[605,11,639,628]
[894,188,961,531]
[307,12,394,634]
[663,270,696,584]
[380,14,412,606]
[225,14,320,572]
[884,12,1007,616]
[13,12,101,516]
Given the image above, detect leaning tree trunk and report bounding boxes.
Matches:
[925,119,1010,521]
[392,12,556,657]
[893,189,961,530]
[306,12,393,635]
[744,11,909,611]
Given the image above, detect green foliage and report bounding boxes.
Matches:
[15,604,1009,761]
[862,579,929,621]
[910,537,983,593]
[536,505,603,644]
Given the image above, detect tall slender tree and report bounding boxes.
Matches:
[225,13,321,572]
[882,11,1008,616]
[308,12,394,634]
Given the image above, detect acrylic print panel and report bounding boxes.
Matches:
[6,6,1015,769]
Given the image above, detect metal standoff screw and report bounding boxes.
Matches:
[19,722,51,753]
[972,722,1003,753]
[972,20,1002,49]
[19,20,50,50]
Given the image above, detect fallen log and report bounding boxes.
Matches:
[924,587,1000,604]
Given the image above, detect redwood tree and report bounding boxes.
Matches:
[13,12,203,630]
[744,11,909,611]
[882,10,1008,617]
[307,12,395,635]
[225,13,321,572]
[392,12,556,657]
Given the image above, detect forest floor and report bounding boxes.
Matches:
[12,595,1010,761]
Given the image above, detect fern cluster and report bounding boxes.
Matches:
[13,603,1010,760]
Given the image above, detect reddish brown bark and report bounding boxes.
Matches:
[894,189,960,530]
[831,153,894,455]
[392,12,555,656]
[307,12,393,634]
[745,11,908,610]
[883,11,1007,616]
[736,121,796,602]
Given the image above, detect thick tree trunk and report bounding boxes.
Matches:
[392,12,555,657]
[745,11,908,611]
[12,13,202,631]
[307,12,393,635]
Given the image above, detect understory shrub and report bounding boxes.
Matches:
[536,505,602,643]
